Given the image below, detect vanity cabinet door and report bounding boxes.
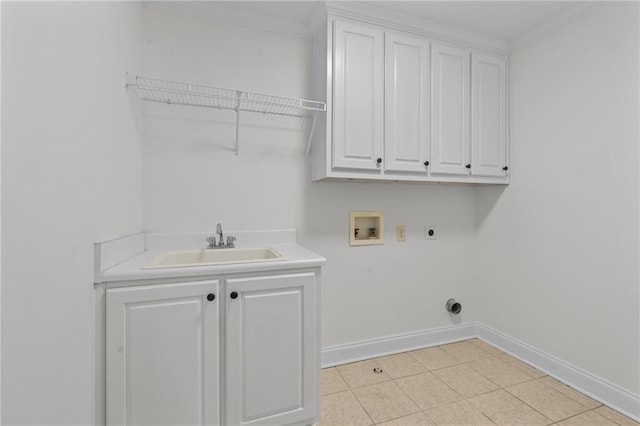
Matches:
[332,19,385,171]
[430,43,471,176]
[226,273,317,426]
[471,52,508,177]
[106,280,220,426]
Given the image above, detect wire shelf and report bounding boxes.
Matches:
[126,74,325,154]
[129,76,326,118]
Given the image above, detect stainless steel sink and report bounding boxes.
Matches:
[143,247,286,269]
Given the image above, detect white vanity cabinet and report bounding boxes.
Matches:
[312,12,509,184]
[226,273,317,426]
[105,270,320,426]
[106,280,220,426]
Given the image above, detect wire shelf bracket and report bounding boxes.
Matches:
[125,73,326,155]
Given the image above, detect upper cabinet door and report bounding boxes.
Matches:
[332,20,384,171]
[384,33,430,174]
[430,44,471,176]
[471,53,507,177]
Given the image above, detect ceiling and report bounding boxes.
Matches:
[365,1,595,41]
[150,1,598,48]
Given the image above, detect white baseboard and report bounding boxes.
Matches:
[321,323,476,368]
[475,323,640,422]
[321,321,640,422]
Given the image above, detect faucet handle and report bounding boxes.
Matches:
[226,236,237,248]
[206,236,216,249]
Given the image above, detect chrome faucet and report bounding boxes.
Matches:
[206,223,236,249]
[216,223,224,245]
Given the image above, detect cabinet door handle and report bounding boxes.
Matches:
[503,166,509,171]
[424,161,430,166]
[230,291,238,300]
[376,158,382,164]
[465,164,471,169]
[206,293,215,301]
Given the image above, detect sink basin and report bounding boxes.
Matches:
[143,247,286,269]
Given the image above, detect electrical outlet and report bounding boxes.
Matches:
[396,225,406,242]
[424,225,437,240]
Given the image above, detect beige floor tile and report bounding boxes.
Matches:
[328,343,625,426]
[498,354,546,378]
[594,406,640,425]
[353,381,421,424]
[320,390,373,426]
[321,367,349,396]
[537,377,601,409]
[468,389,552,425]
[337,359,391,389]
[374,352,427,379]
[425,400,495,425]
[440,340,493,363]
[556,410,617,425]
[506,379,589,422]
[469,356,535,388]
[432,363,500,398]
[469,338,505,356]
[395,371,463,410]
[376,411,436,425]
[409,347,462,371]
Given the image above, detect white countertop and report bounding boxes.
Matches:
[101,243,325,283]
[95,230,326,283]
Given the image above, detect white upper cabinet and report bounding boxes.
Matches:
[430,43,471,176]
[384,33,430,174]
[471,53,508,177]
[313,12,509,184]
[332,20,384,171]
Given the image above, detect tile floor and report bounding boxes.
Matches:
[320,339,639,426]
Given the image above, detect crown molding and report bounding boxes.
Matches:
[144,1,602,56]
[144,1,511,54]
[325,1,509,55]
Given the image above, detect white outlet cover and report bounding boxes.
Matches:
[424,225,437,240]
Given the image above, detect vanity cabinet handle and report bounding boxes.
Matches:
[424,161,430,166]
[206,293,215,301]
[503,166,509,171]
[465,164,471,169]
[376,158,382,164]
[230,291,238,300]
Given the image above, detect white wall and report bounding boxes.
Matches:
[140,6,313,232]
[472,2,640,395]
[0,2,4,421]
[1,2,143,424]
[140,6,477,348]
